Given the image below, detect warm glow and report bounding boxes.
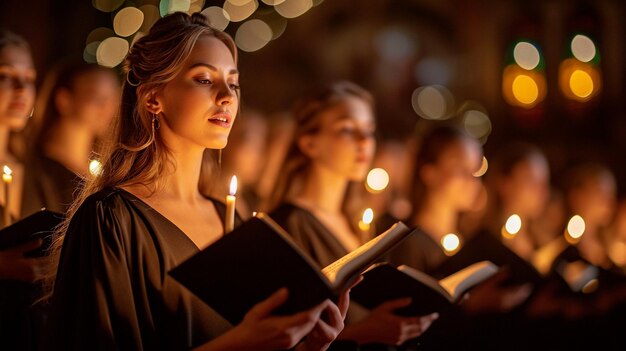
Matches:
[441,233,461,255]
[362,208,374,225]
[139,5,160,32]
[229,175,238,196]
[609,241,626,266]
[569,70,594,98]
[275,0,313,19]
[566,215,586,241]
[201,6,230,31]
[513,41,541,70]
[262,0,286,4]
[113,7,144,37]
[223,0,258,22]
[2,166,12,183]
[503,65,546,108]
[366,168,390,193]
[571,34,596,63]
[89,160,103,177]
[512,74,539,105]
[235,19,272,52]
[502,214,522,238]
[96,37,130,68]
[473,156,488,177]
[559,58,601,102]
[159,0,191,16]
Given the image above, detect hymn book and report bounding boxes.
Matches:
[351,261,499,315]
[0,209,64,257]
[169,213,413,325]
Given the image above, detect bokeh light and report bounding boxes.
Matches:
[235,19,272,52]
[89,159,103,177]
[96,37,130,67]
[275,0,313,19]
[512,75,539,105]
[92,0,124,12]
[502,64,546,108]
[502,214,522,239]
[223,0,258,22]
[189,0,206,13]
[366,168,390,193]
[513,41,541,70]
[411,85,454,120]
[374,27,416,62]
[571,34,596,63]
[463,110,491,139]
[559,58,601,102]
[441,233,461,255]
[569,70,594,98]
[415,57,451,86]
[113,7,144,37]
[160,0,191,17]
[86,27,115,45]
[362,208,374,225]
[201,6,231,31]
[473,156,488,178]
[262,0,287,4]
[566,215,586,242]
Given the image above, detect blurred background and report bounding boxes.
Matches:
[1,0,625,193]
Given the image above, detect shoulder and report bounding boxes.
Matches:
[70,187,143,229]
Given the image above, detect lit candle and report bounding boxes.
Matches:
[441,233,461,256]
[501,214,522,239]
[2,166,12,227]
[358,208,374,232]
[225,175,237,233]
[565,215,585,244]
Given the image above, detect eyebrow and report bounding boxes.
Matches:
[188,63,238,75]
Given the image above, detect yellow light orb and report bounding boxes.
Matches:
[569,70,594,98]
[366,168,390,193]
[275,0,313,18]
[512,74,539,105]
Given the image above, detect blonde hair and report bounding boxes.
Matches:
[42,12,238,297]
[267,81,374,212]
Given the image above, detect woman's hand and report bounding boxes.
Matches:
[339,297,439,345]
[461,270,533,314]
[0,239,46,282]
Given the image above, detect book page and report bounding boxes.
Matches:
[321,222,410,290]
[439,261,499,301]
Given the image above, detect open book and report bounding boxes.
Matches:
[169,213,413,325]
[0,209,64,257]
[350,261,499,315]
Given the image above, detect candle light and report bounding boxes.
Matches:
[358,208,374,232]
[501,214,522,239]
[225,175,237,233]
[441,233,461,256]
[565,215,585,244]
[2,166,12,227]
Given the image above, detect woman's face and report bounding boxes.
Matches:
[0,45,35,130]
[304,95,376,181]
[60,70,120,137]
[155,36,238,150]
[424,138,483,211]
[500,156,550,219]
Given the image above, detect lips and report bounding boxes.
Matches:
[208,111,232,128]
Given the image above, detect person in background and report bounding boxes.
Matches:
[0,28,47,351]
[270,81,438,351]
[21,61,120,216]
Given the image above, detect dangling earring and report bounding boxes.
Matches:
[120,113,158,152]
[152,113,160,131]
[218,149,222,168]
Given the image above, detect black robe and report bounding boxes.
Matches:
[21,152,81,216]
[271,203,393,351]
[46,187,235,350]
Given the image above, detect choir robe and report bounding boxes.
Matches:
[21,152,81,217]
[271,203,390,351]
[46,187,236,350]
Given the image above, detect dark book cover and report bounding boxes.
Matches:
[169,214,412,325]
[0,209,64,257]
[351,261,498,316]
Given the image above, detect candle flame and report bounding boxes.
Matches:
[503,214,522,238]
[366,168,389,193]
[229,175,238,196]
[441,233,461,255]
[3,166,12,176]
[362,208,374,225]
[566,215,586,240]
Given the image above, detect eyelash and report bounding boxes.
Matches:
[196,79,240,91]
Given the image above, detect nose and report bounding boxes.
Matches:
[216,81,236,106]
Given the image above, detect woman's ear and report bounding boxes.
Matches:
[145,92,163,115]
[54,88,73,117]
[297,134,318,158]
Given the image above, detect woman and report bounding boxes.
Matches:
[269,81,438,350]
[385,126,533,350]
[0,28,48,351]
[21,61,120,216]
[46,13,347,351]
